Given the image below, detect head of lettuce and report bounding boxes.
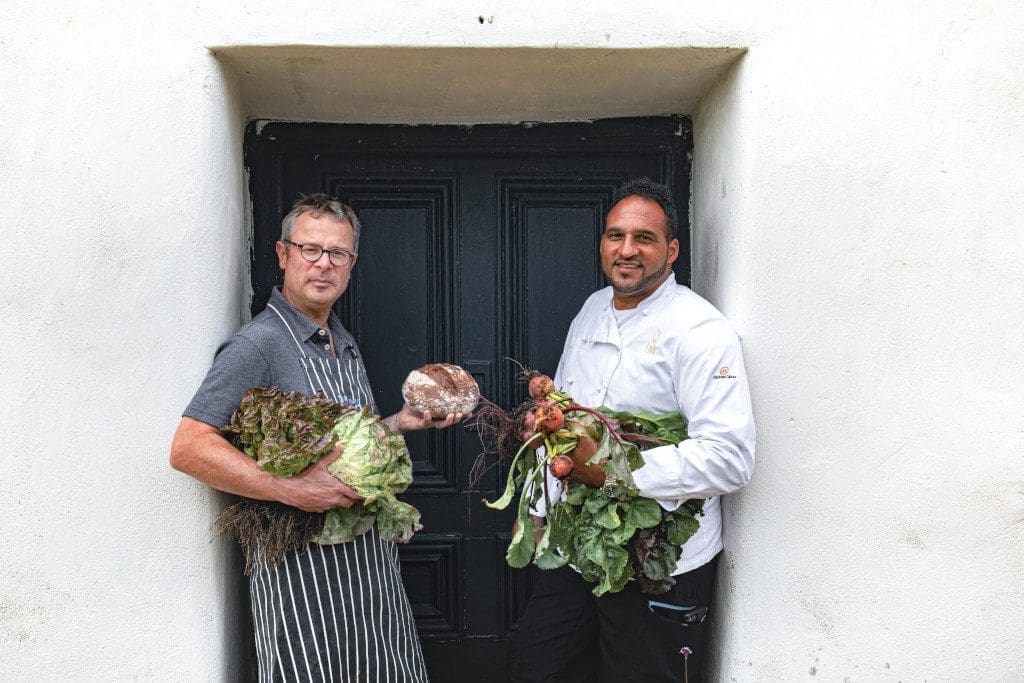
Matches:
[215,387,421,571]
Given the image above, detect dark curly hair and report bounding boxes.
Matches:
[611,177,678,241]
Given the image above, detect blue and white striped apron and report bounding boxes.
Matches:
[249,305,428,682]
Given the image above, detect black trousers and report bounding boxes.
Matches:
[507,554,719,683]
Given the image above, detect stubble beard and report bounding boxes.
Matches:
[610,257,672,298]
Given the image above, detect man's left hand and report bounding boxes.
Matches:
[384,403,470,434]
[567,436,607,487]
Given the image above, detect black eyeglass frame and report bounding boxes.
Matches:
[282,239,357,267]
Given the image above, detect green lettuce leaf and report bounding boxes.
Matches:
[320,504,376,543]
[373,498,422,545]
[320,408,420,544]
[226,388,422,545]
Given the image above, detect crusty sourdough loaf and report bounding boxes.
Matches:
[401,363,480,418]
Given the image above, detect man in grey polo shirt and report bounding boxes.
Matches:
[171,193,460,682]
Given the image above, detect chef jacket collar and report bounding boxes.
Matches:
[591,275,678,345]
[603,273,677,312]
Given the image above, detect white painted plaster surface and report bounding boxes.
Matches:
[1,1,1021,680]
[692,3,1024,679]
[215,46,742,124]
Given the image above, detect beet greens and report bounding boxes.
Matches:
[475,373,704,596]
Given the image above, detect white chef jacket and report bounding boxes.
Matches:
[538,275,756,575]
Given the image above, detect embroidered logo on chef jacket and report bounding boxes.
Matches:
[643,329,662,354]
[713,365,737,379]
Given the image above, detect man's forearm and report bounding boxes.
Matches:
[632,437,754,501]
[170,416,289,502]
[382,403,466,434]
[170,416,360,512]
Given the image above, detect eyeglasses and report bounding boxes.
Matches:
[282,239,357,267]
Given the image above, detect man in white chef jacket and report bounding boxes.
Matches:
[507,178,756,683]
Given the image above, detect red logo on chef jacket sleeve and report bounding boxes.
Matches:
[713,365,736,379]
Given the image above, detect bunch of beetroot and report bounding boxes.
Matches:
[520,374,580,481]
[474,370,703,596]
[484,373,639,497]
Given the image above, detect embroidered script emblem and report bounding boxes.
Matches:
[644,329,662,354]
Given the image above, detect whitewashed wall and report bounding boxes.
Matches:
[692,4,1024,679]
[1,1,1020,680]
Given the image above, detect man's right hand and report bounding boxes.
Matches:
[171,417,362,512]
[279,446,363,512]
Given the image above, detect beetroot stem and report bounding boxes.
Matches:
[542,462,551,517]
[562,405,628,447]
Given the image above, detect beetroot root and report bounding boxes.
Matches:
[549,454,574,480]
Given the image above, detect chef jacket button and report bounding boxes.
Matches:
[318,329,326,336]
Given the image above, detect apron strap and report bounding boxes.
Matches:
[266,303,308,358]
[267,303,375,409]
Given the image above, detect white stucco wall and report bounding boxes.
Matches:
[692,5,1024,679]
[0,5,250,679]
[1,1,1021,680]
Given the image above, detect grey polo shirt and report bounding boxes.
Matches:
[183,287,376,429]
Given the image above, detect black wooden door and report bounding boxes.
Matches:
[246,118,691,681]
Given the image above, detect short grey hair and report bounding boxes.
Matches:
[281,193,361,252]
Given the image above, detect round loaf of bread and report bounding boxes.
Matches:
[401,363,480,418]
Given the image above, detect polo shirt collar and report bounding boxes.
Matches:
[268,286,340,343]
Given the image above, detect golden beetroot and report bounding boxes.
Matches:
[549,454,574,479]
[533,405,564,433]
[528,374,556,399]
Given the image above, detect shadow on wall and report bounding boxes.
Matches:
[212,45,745,125]
[217,489,257,682]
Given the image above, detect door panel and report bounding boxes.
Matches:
[246,118,691,680]
[498,178,617,405]
[333,178,459,491]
